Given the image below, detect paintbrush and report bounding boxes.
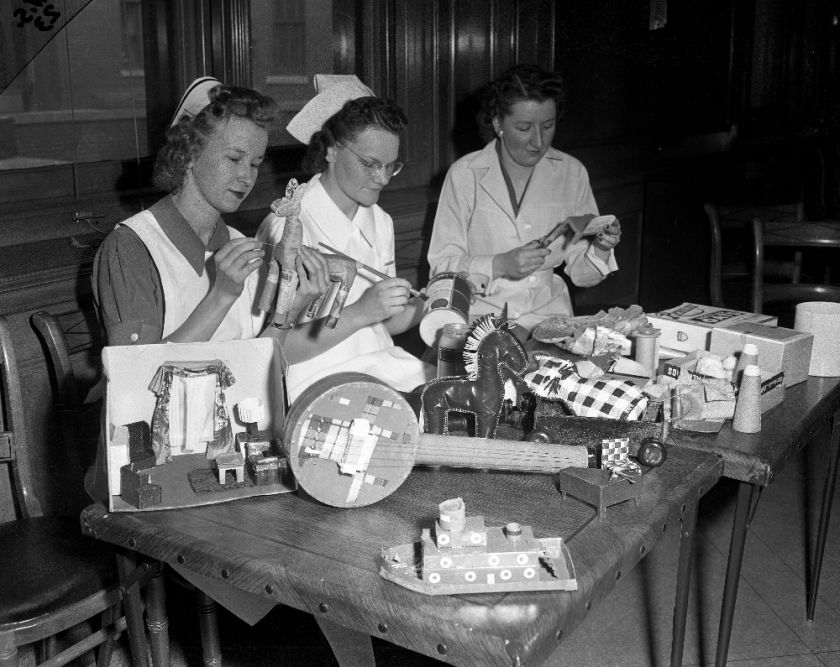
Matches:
[318,242,426,299]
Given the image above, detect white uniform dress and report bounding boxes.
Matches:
[121,210,265,340]
[274,174,434,402]
[427,141,618,332]
[85,209,265,502]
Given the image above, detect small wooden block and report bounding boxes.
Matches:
[120,465,162,509]
[216,452,245,486]
[557,467,644,518]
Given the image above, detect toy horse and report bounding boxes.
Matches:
[421,309,529,439]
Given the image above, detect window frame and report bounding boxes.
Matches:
[0,0,359,244]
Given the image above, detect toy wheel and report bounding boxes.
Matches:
[528,430,551,444]
[637,438,667,467]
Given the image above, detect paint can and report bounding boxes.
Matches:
[437,322,470,378]
[419,272,473,347]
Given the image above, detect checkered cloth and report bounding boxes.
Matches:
[601,437,641,478]
[523,357,649,420]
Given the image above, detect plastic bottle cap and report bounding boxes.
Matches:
[742,343,759,355]
[743,364,760,376]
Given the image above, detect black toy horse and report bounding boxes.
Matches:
[421,310,529,438]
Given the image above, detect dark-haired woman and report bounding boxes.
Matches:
[270,79,434,401]
[92,78,329,348]
[427,64,621,333]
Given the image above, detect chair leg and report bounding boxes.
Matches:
[116,552,151,667]
[0,633,18,667]
[195,591,222,667]
[63,622,97,666]
[96,604,122,667]
[145,567,170,667]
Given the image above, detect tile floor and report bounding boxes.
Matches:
[103,431,839,667]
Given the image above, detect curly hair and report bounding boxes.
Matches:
[153,85,278,193]
[302,96,407,175]
[477,64,565,143]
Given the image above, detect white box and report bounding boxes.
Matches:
[661,350,784,413]
[103,337,291,511]
[649,303,778,353]
[709,322,813,387]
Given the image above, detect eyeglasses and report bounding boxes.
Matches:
[340,144,404,178]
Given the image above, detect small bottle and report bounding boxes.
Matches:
[734,343,759,387]
[733,364,761,433]
[633,326,662,379]
[437,322,470,378]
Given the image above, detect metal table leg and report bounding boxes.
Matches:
[671,498,699,667]
[807,410,840,620]
[715,481,761,667]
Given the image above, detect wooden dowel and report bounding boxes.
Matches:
[415,433,591,473]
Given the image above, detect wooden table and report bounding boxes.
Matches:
[668,375,840,666]
[81,447,721,667]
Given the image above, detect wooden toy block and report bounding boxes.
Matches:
[246,453,287,486]
[216,452,245,485]
[557,467,644,518]
[120,464,162,509]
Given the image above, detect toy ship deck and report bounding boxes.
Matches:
[379,515,577,595]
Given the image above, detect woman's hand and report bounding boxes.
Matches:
[296,246,331,301]
[593,218,621,251]
[211,238,264,299]
[493,244,550,279]
[286,246,330,323]
[355,277,412,324]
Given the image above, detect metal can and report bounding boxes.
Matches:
[437,322,470,378]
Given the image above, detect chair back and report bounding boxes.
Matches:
[705,201,804,312]
[0,315,42,519]
[31,310,104,475]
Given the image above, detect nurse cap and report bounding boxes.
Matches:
[170,76,222,127]
[286,74,374,144]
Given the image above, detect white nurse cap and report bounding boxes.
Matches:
[170,76,222,128]
[285,74,374,144]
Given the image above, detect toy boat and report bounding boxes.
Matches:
[379,498,577,595]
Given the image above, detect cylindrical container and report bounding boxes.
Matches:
[633,326,661,379]
[438,497,466,531]
[733,342,759,387]
[437,322,470,378]
[794,301,840,377]
[732,364,761,433]
[419,272,473,347]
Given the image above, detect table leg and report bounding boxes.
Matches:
[115,552,150,667]
[195,590,222,667]
[807,411,840,621]
[715,481,761,667]
[671,499,698,667]
[145,566,170,667]
[315,617,375,667]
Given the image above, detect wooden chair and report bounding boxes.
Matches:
[31,309,222,666]
[755,217,840,313]
[706,201,840,318]
[0,314,126,667]
[31,310,102,473]
[705,201,805,313]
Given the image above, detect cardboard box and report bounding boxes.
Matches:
[649,303,778,354]
[662,350,785,413]
[103,338,293,511]
[709,322,813,387]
